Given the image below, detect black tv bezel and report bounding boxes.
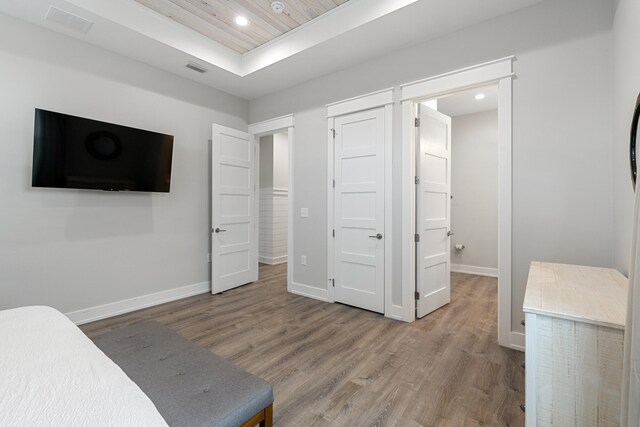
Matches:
[31,108,174,193]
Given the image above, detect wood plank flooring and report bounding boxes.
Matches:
[82,264,524,426]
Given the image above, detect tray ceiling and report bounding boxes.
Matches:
[0,0,546,99]
[135,0,349,53]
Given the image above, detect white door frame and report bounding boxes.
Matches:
[248,114,295,290]
[400,56,517,349]
[326,88,393,315]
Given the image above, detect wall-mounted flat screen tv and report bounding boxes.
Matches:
[32,109,174,192]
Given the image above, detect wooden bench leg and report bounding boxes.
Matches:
[260,403,273,427]
[241,403,273,427]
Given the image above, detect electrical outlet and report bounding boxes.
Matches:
[301,255,307,265]
[300,208,309,218]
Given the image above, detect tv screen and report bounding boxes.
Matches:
[32,109,174,193]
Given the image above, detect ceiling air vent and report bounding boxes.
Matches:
[185,62,208,74]
[45,6,93,34]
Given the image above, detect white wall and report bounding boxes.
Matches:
[450,110,498,272]
[249,0,614,334]
[0,14,249,315]
[613,0,640,276]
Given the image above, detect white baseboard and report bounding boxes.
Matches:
[259,255,288,265]
[289,281,328,302]
[510,331,525,352]
[451,264,499,278]
[65,281,211,326]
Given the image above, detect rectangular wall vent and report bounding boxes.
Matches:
[45,6,93,34]
[186,62,208,74]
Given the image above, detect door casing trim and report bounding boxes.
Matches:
[327,90,393,315]
[248,115,295,293]
[400,56,515,349]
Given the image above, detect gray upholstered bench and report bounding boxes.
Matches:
[92,320,273,427]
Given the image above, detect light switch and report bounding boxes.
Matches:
[300,208,309,218]
[301,255,307,265]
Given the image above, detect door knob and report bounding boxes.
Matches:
[214,227,227,233]
[447,231,454,237]
[369,233,383,240]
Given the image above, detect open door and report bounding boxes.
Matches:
[211,124,258,294]
[416,105,452,318]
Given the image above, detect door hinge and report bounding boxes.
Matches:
[415,176,420,184]
[332,179,335,188]
[415,117,420,127]
[331,278,335,287]
[332,229,335,238]
[415,291,420,300]
[331,128,336,138]
[414,233,420,242]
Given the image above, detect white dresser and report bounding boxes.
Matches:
[523,262,627,426]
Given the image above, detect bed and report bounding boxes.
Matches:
[0,306,168,426]
[0,305,274,427]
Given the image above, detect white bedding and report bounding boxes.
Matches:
[0,306,168,427]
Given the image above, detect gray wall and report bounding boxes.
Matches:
[289,109,327,285]
[249,0,614,333]
[259,133,288,190]
[450,111,498,270]
[613,0,640,275]
[259,135,274,189]
[0,14,248,313]
[272,133,289,190]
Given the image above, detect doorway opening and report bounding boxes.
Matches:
[249,115,295,290]
[415,84,499,319]
[400,57,515,348]
[257,132,289,277]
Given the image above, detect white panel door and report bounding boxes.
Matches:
[334,108,385,313]
[211,124,257,294]
[416,105,452,318]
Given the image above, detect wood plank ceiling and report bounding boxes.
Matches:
[134,0,350,54]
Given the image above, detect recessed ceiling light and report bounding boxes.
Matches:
[474,93,486,100]
[234,16,249,26]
